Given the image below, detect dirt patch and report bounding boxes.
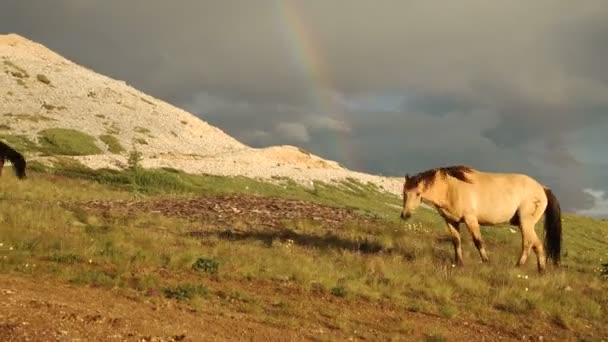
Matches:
[0,274,539,342]
[75,194,384,231]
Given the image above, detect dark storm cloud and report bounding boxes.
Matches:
[2,0,607,213]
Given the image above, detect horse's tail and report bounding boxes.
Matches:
[543,188,562,266]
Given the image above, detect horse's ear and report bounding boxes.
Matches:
[404,174,409,181]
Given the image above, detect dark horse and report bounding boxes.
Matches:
[0,141,27,179]
[400,165,562,273]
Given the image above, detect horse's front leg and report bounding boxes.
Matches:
[445,219,463,266]
[463,215,489,263]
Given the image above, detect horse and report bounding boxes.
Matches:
[400,165,562,273]
[0,141,27,179]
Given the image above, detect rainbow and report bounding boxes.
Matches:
[273,0,357,169]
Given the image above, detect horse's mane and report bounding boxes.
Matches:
[0,141,27,179]
[405,165,474,190]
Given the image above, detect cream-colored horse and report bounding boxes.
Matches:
[400,165,562,273]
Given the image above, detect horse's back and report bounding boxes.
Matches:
[460,170,545,224]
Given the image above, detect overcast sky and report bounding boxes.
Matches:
[2,1,607,216]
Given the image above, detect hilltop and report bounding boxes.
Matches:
[0,33,401,194]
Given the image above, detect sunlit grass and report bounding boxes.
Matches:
[0,167,607,339]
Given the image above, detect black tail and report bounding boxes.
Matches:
[0,141,27,179]
[544,188,562,266]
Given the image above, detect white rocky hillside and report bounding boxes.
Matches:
[0,33,403,196]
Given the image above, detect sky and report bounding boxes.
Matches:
[1,1,607,217]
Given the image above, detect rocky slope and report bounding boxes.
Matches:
[0,33,402,195]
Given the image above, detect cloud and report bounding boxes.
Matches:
[276,122,310,143]
[307,115,351,133]
[2,0,607,213]
[577,189,608,218]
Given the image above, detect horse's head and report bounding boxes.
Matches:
[401,174,424,220]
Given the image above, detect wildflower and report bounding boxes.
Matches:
[525,287,529,292]
[88,259,93,264]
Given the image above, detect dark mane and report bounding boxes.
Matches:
[405,165,473,190]
[0,141,27,179]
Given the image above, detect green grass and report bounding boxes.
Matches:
[38,128,102,156]
[31,163,403,220]
[0,166,606,339]
[99,134,125,154]
[0,134,39,152]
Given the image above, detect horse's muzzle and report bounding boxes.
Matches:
[400,212,411,220]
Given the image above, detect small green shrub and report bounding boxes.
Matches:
[162,283,208,301]
[330,285,348,298]
[99,134,125,154]
[70,271,117,288]
[42,103,61,111]
[134,126,151,134]
[3,60,29,78]
[127,150,143,171]
[192,257,220,274]
[46,253,83,264]
[84,225,112,234]
[133,138,148,145]
[36,74,51,84]
[494,296,537,314]
[4,60,29,80]
[38,128,102,155]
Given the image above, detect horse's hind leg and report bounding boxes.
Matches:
[516,202,547,272]
[517,220,546,271]
[445,219,463,266]
[516,221,534,267]
[463,215,489,263]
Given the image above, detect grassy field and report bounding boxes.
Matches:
[1,164,607,340]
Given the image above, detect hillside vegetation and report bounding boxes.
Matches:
[0,33,401,194]
[1,165,607,341]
